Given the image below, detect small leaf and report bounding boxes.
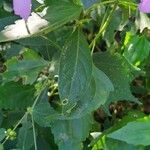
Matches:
[3,49,49,84]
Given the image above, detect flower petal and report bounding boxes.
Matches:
[13,0,32,20]
[139,0,150,13]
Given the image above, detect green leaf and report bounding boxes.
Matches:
[0,16,18,31]
[123,33,150,66]
[43,1,82,33]
[33,90,93,150]
[0,1,82,42]
[93,52,138,104]
[51,114,92,150]
[0,144,4,150]
[0,128,5,142]
[4,43,24,59]
[36,127,57,150]
[91,110,145,149]
[2,49,49,84]
[104,138,137,150]
[92,66,114,106]
[17,35,59,61]
[33,102,60,127]
[68,66,113,118]
[33,89,60,127]
[58,29,93,112]
[34,65,113,123]
[17,117,34,150]
[0,82,35,109]
[107,117,150,146]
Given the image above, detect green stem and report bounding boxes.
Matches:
[2,79,48,145]
[31,114,37,150]
[85,0,115,14]
[2,113,28,145]
[90,2,118,54]
[118,1,138,7]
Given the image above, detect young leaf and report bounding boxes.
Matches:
[2,49,49,84]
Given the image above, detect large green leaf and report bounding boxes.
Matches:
[0,82,35,109]
[0,1,82,42]
[58,29,93,112]
[107,117,150,146]
[2,49,49,84]
[93,52,138,104]
[33,66,113,124]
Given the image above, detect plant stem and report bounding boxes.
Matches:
[2,79,48,145]
[31,114,37,150]
[90,2,118,54]
[2,113,28,145]
[119,1,138,7]
[85,0,115,14]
